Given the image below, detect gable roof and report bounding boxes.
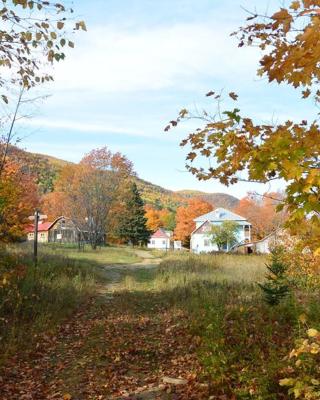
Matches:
[151,228,170,239]
[25,216,78,234]
[26,221,53,233]
[191,220,211,235]
[194,207,251,224]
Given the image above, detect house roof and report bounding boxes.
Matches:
[151,228,170,239]
[26,222,53,233]
[194,207,251,224]
[191,221,211,235]
[25,216,77,234]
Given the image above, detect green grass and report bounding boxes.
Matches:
[0,243,145,364]
[114,252,320,399]
[0,244,99,364]
[38,243,141,266]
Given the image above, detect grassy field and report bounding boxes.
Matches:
[2,247,320,398]
[38,243,142,266]
[114,253,320,399]
[0,243,142,365]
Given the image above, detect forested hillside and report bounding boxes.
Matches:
[12,146,239,211]
[177,190,239,209]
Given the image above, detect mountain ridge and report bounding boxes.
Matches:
[11,147,240,210]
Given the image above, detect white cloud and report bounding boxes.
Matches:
[23,117,151,137]
[52,21,259,94]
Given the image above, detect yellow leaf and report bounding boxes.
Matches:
[293,387,301,398]
[63,394,72,400]
[314,248,320,256]
[307,328,319,338]
[279,378,295,386]
[298,313,307,324]
[290,1,300,11]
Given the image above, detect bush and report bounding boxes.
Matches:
[280,328,320,399]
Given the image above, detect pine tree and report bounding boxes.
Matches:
[117,183,151,246]
[258,247,290,306]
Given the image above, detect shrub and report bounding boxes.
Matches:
[280,328,320,399]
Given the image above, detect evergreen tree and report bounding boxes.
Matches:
[117,183,151,246]
[258,247,290,306]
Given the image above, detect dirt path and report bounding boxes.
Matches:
[0,251,209,400]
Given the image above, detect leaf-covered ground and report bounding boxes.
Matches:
[0,257,210,400]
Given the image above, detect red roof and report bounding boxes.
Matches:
[26,222,53,233]
[151,229,170,239]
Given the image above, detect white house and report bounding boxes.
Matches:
[243,229,292,254]
[190,208,252,253]
[147,228,171,250]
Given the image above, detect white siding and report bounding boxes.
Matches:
[147,237,170,250]
[191,234,219,253]
[191,224,249,253]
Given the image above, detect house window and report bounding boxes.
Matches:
[244,225,250,238]
[151,240,155,245]
[40,233,45,238]
[204,239,210,247]
[162,240,166,245]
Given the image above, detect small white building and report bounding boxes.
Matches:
[147,228,171,250]
[245,229,290,254]
[190,208,251,253]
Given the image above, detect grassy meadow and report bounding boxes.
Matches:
[1,245,320,398]
[113,252,320,399]
[0,243,146,364]
[38,242,142,266]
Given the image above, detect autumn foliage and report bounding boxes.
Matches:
[0,162,39,241]
[41,147,136,248]
[174,198,213,245]
[145,206,176,232]
[234,193,287,240]
[167,0,320,252]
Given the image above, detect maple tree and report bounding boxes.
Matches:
[0,161,39,241]
[166,0,320,250]
[145,206,177,232]
[174,198,213,246]
[44,147,135,249]
[41,190,69,221]
[234,192,287,240]
[145,206,164,232]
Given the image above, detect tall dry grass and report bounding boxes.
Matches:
[0,244,97,363]
[116,252,320,398]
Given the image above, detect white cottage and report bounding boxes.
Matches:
[147,228,171,250]
[246,229,290,254]
[190,208,251,253]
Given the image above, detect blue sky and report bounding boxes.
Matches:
[18,0,315,198]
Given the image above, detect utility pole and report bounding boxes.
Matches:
[34,210,39,265]
[28,211,47,265]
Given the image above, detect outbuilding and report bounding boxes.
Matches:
[147,228,171,250]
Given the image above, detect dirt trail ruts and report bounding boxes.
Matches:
[0,250,208,400]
